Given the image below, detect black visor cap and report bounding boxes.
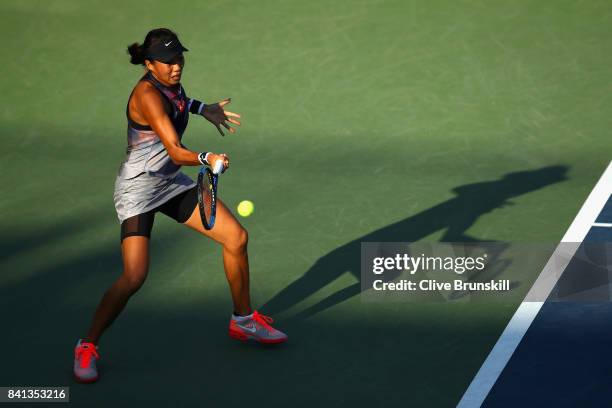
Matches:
[145,35,188,64]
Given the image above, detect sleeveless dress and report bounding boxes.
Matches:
[113,72,196,223]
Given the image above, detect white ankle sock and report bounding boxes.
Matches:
[232,312,254,322]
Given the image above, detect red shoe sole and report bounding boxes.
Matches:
[229,330,287,344]
[74,374,99,384]
[229,329,249,341]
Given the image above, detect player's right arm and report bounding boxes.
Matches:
[132,82,228,168]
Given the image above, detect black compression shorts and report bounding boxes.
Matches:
[120,186,198,242]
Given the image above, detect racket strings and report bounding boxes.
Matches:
[199,171,215,226]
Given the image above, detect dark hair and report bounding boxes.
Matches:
[127,28,179,65]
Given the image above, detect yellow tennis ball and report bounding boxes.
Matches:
[237,200,254,217]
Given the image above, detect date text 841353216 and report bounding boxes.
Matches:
[0,387,69,403]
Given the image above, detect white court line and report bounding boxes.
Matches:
[457,161,612,408]
[593,222,612,228]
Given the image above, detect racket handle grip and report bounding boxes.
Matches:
[212,159,224,175]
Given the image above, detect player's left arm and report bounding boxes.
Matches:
[187,97,241,136]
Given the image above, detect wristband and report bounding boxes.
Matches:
[198,103,206,115]
[198,152,210,165]
[189,99,207,115]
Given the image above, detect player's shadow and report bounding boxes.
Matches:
[262,165,569,320]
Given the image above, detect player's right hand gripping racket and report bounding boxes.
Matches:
[197,159,224,230]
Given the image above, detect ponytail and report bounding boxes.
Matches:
[127,42,145,65]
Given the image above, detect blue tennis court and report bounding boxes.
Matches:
[460,162,612,407]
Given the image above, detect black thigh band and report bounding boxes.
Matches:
[120,212,155,242]
[119,187,198,242]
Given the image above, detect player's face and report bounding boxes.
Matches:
[147,55,185,86]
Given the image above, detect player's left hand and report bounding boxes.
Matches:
[201,98,241,136]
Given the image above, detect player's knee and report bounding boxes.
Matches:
[225,227,248,253]
[120,270,147,293]
[235,227,249,250]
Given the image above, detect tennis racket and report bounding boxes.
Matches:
[197,159,224,230]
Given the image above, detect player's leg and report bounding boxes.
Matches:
[181,197,287,343]
[85,235,151,343]
[74,213,153,383]
[182,198,251,315]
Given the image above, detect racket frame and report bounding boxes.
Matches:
[197,166,219,230]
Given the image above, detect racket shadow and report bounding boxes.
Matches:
[261,165,569,320]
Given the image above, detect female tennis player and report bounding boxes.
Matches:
[73,28,287,383]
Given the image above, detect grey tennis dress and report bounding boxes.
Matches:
[113,72,196,223]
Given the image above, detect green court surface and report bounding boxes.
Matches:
[1,1,610,406]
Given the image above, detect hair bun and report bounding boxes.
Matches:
[127,42,145,65]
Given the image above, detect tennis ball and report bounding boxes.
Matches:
[237,200,254,217]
